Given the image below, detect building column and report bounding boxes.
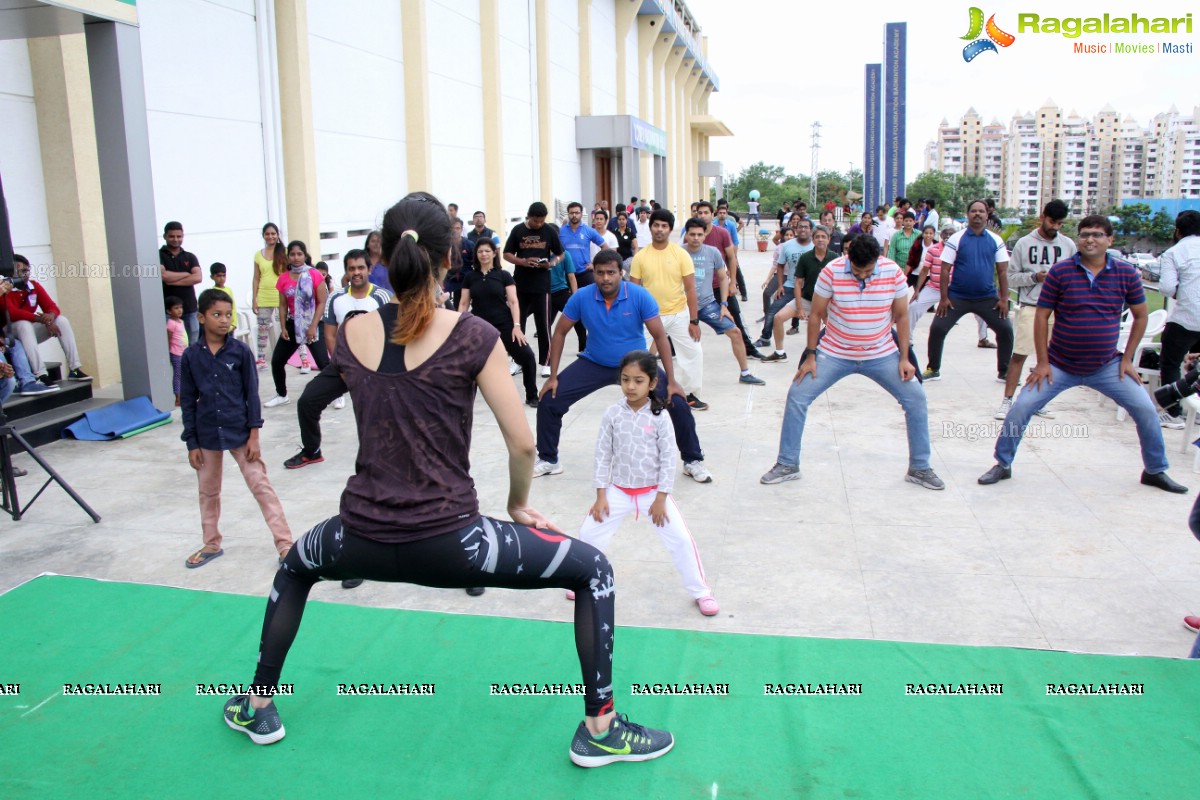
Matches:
[690,76,708,200]
[681,66,701,205]
[534,0,553,202]
[638,15,665,197]
[83,20,172,408]
[614,0,638,115]
[398,0,432,189]
[661,46,685,211]
[27,32,119,387]
[272,0,320,247]
[479,0,505,224]
[577,0,591,117]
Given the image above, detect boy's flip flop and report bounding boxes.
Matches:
[185,548,224,569]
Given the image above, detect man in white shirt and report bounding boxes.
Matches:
[873,205,893,254]
[590,209,619,261]
[285,248,391,471]
[1157,210,1200,426]
[635,206,653,250]
[922,199,940,239]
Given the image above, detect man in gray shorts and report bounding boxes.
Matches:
[682,218,765,387]
[996,199,1075,420]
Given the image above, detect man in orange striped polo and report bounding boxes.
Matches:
[761,234,944,490]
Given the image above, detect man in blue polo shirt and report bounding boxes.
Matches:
[923,199,1015,383]
[534,249,712,483]
[979,215,1187,493]
[559,201,609,291]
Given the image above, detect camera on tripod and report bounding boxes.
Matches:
[1155,366,1200,408]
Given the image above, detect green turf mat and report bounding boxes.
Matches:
[0,576,1195,799]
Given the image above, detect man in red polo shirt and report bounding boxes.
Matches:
[980,215,1187,493]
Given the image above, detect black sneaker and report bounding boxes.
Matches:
[67,368,92,381]
[223,694,286,745]
[760,351,787,363]
[745,348,764,360]
[342,579,364,589]
[686,394,709,411]
[284,451,324,469]
[569,713,674,767]
[466,587,486,597]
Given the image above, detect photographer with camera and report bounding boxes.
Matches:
[1156,210,1200,429]
[980,216,1188,493]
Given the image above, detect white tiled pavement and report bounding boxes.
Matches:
[2,243,1197,659]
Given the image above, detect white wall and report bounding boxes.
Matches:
[0,40,55,291]
[498,0,535,231]
[427,0,486,217]
[0,39,65,367]
[308,0,406,265]
[588,0,616,118]
[139,0,269,313]
[623,22,638,117]
[548,0,581,207]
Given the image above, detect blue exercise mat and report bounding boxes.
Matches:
[62,396,171,441]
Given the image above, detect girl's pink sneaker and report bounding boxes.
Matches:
[696,596,719,617]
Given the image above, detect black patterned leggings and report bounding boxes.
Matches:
[251,515,617,716]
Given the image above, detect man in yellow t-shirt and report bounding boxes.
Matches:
[630,209,705,407]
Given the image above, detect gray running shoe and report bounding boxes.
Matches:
[905,468,945,490]
[760,463,800,484]
[569,713,674,768]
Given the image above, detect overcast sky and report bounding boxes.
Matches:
[685,0,1200,183]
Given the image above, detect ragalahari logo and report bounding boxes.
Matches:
[961,7,1016,61]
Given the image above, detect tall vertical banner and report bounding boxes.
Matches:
[883,23,907,205]
[864,64,880,214]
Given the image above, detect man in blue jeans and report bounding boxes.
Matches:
[534,250,712,484]
[978,215,1188,493]
[760,235,944,490]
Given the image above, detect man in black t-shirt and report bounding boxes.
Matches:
[159,220,203,343]
[502,202,565,371]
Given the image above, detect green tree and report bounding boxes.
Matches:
[722,162,856,214]
[906,170,991,219]
[1146,209,1175,244]
[1111,202,1150,236]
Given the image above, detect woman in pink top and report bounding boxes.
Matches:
[264,241,328,407]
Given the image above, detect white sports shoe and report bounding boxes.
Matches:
[532,459,563,478]
[509,359,521,376]
[994,396,1013,420]
[683,461,713,483]
[540,365,552,378]
[1159,409,1185,430]
[332,396,346,410]
[264,396,290,408]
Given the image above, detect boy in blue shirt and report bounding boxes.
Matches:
[182,289,293,568]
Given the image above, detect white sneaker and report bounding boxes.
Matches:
[994,397,1012,420]
[264,396,290,408]
[1159,409,1185,430]
[683,461,713,483]
[333,396,346,410]
[509,359,521,376]
[532,458,563,477]
[300,366,311,374]
[540,365,551,378]
[1033,407,1054,419]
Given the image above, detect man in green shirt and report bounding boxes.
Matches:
[760,225,840,363]
[888,211,920,285]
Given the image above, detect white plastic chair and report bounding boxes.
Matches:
[1178,394,1200,457]
[235,309,254,349]
[1114,308,1168,421]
